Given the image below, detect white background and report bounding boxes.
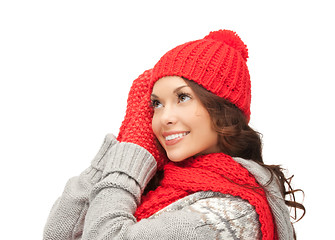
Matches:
[1,1,334,239]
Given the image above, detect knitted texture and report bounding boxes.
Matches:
[117,69,168,170]
[135,153,277,240]
[151,29,251,121]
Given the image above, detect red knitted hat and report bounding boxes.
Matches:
[151,30,251,121]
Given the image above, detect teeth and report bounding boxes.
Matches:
[165,132,188,141]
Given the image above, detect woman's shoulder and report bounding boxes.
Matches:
[150,191,262,239]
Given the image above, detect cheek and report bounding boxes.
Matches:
[192,109,212,131]
[192,111,217,142]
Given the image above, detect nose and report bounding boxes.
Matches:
[160,104,177,126]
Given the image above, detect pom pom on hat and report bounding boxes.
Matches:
[151,29,252,121]
[204,30,249,61]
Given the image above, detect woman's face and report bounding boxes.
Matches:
[151,76,220,162]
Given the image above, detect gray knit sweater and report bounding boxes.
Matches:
[43,134,293,239]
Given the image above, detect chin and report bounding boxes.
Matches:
[166,149,198,162]
[166,152,188,162]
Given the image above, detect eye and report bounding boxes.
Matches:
[177,93,191,103]
[151,99,163,109]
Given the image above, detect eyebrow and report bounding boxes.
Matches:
[151,85,189,98]
[173,85,189,94]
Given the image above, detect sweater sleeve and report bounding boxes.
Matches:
[81,140,261,240]
[43,134,118,240]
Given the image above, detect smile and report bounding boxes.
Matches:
[165,132,189,141]
[163,131,190,146]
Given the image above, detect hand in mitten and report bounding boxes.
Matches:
[117,69,168,170]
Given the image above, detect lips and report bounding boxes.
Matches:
[165,132,188,141]
[163,131,190,146]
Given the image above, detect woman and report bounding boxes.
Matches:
[44,30,305,239]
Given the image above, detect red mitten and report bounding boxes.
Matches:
[117,69,168,170]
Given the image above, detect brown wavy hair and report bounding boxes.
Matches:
[184,78,305,238]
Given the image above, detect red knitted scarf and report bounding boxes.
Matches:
[134,152,277,240]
